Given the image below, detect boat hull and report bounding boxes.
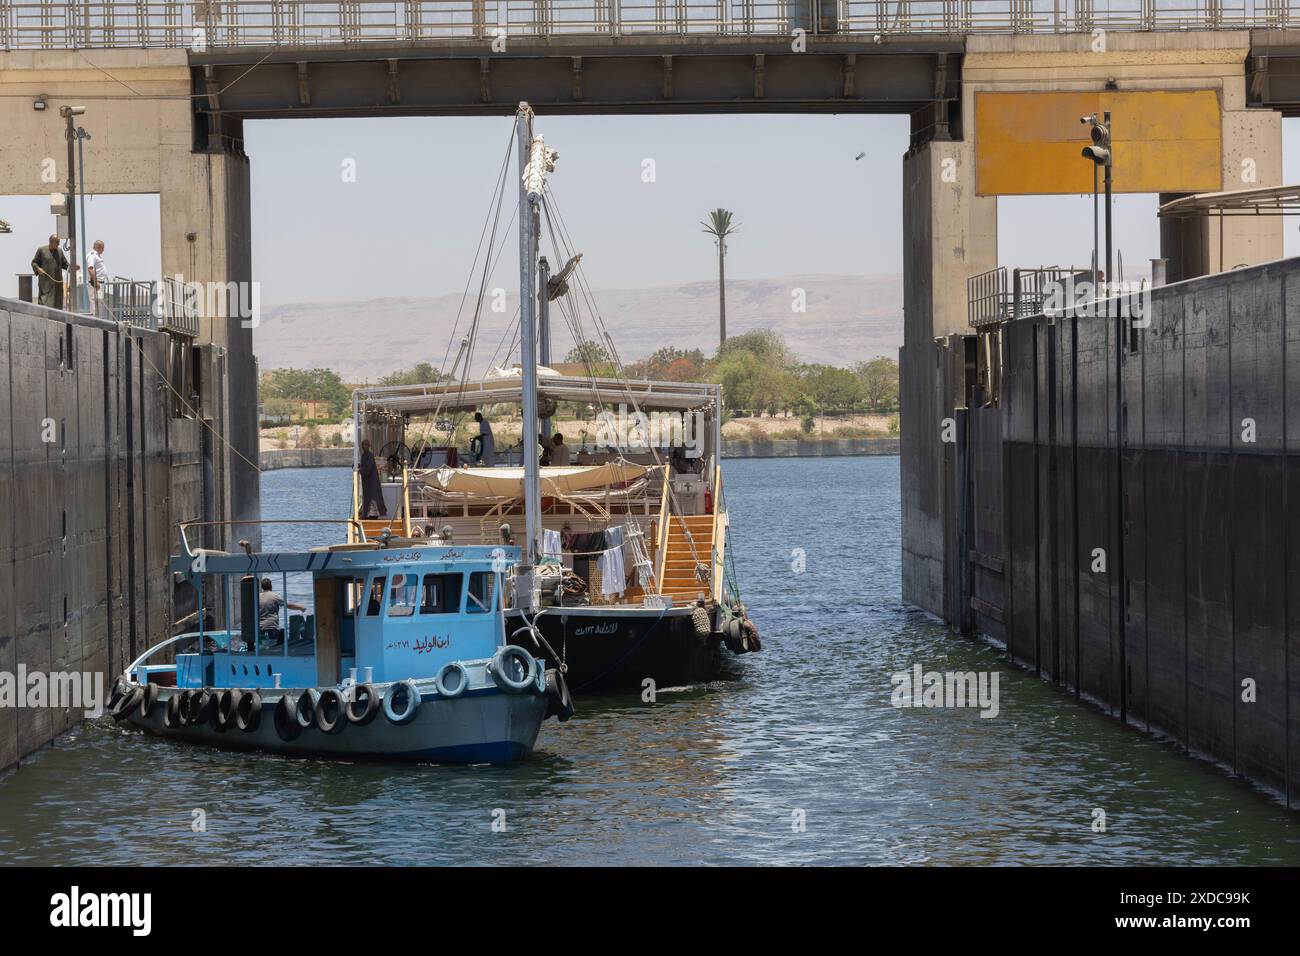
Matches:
[124,686,548,764]
[509,605,726,693]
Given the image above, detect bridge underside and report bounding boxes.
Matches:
[191,38,962,143]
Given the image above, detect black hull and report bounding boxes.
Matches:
[508,606,726,693]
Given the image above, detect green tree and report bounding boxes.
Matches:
[797,364,865,414]
[379,363,453,387]
[715,328,796,369]
[855,357,900,412]
[260,367,351,418]
[565,339,612,366]
[627,346,708,382]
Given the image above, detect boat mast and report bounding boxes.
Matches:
[516,101,557,571]
[538,255,552,441]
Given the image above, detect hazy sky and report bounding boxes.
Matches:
[3,113,1300,307]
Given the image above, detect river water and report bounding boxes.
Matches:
[2,457,1299,865]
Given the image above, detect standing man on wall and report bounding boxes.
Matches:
[32,234,73,309]
[86,239,107,316]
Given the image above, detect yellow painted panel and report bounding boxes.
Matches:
[975,90,1222,196]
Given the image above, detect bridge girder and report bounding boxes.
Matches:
[189,37,963,144]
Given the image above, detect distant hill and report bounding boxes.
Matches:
[253,272,903,381]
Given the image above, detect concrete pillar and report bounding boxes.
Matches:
[159,149,260,543]
[1160,104,1282,280]
[900,140,998,617]
[1211,105,1283,271]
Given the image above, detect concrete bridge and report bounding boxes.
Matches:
[0,1,1295,766]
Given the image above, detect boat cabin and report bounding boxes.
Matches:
[157,527,519,691]
[347,372,730,609]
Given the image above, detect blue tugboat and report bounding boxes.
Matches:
[109,521,573,764]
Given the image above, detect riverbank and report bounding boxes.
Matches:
[258,437,900,470]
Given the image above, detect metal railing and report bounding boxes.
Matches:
[1,0,1297,50]
[103,275,200,336]
[967,265,1092,327]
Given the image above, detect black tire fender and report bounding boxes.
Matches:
[294,688,321,729]
[236,690,262,732]
[164,692,183,729]
[111,685,142,722]
[190,689,216,726]
[315,688,347,734]
[213,688,242,733]
[138,682,161,720]
[274,694,302,741]
[346,683,380,726]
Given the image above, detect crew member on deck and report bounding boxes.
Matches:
[358,438,387,518]
[259,577,305,646]
[550,432,570,467]
[473,412,496,466]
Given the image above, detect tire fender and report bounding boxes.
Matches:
[382,680,422,725]
[164,692,184,729]
[434,663,470,699]
[274,694,302,741]
[111,685,142,722]
[295,688,321,729]
[487,646,538,694]
[236,690,263,732]
[346,683,381,726]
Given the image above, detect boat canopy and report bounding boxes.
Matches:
[418,460,648,498]
[354,373,720,415]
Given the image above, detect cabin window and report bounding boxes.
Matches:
[366,577,386,616]
[466,571,497,614]
[341,578,364,617]
[420,573,463,615]
[388,574,419,617]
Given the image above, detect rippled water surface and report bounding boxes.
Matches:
[2,457,1299,865]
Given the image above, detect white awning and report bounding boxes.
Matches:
[417,460,649,497]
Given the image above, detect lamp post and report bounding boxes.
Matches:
[76,125,91,311]
[58,105,86,311]
[1082,109,1125,722]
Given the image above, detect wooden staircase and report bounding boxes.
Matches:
[359,517,406,541]
[658,514,715,603]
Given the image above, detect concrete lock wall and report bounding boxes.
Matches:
[0,296,231,770]
[950,256,1300,805]
[902,30,1283,621]
[0,48,260,539]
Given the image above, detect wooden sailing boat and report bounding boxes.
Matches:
[347,103,761,693]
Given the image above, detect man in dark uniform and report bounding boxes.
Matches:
[358,438,388,518]
[32,235,72,309]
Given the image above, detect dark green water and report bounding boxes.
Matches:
[2,457,1299,865]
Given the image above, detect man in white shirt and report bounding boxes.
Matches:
[86,240,107,316]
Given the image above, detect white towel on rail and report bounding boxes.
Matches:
[542,528,562,562]
[598,525,626,596]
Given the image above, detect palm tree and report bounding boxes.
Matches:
[701,208,738,348]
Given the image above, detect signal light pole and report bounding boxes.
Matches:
[1081,109,1124,723]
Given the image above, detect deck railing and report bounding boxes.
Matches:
[2,0,1297,50]
[102,275,200,337]
[967,265,1093,328]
